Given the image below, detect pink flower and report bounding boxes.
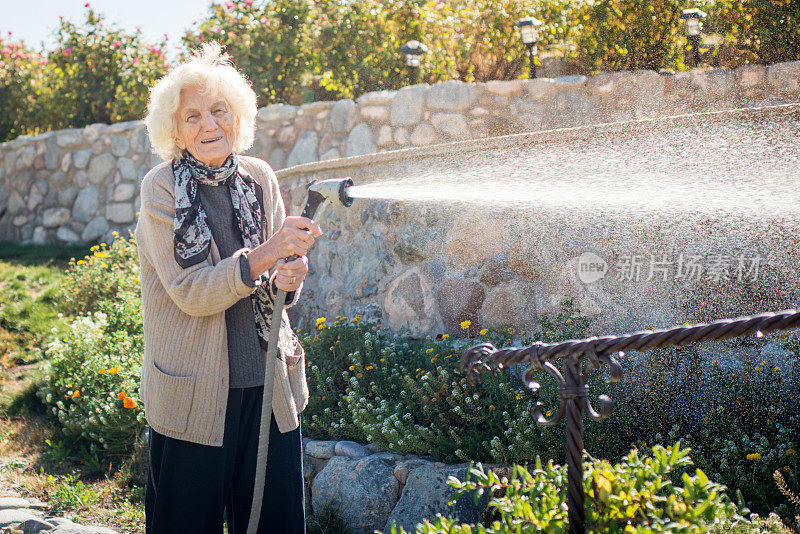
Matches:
[132,57,140,64]
[2,48,10,57]
[64,47,72,55]
[149,46,159,54]
[244,0,252,4]
[112,40,121,48]
[260,17,267,24]
[225,1,234,8]
[84,1,90,6]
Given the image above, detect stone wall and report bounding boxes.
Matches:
[1,61,798,247]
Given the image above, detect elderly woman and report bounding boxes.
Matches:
[135,43,321,534]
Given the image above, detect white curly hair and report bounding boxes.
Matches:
[144,42,257,161]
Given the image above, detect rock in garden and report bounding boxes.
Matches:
[19,518,55,532]
[384,465,487,533]
[334,440,369,459]
[306,440,337,459]
[312,456,399,534]
[0,509,40,527]
[49,524,119,534]
[0,497,32,510]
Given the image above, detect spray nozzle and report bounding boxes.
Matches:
[302,178,354,219]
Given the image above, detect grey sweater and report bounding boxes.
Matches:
[198,183,264,388]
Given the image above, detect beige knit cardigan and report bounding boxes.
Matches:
[134,155,308,446]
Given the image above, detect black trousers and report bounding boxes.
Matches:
[145,386,305,534]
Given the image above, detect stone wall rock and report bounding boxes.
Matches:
[0,62,797,338]
[311,456,399,534]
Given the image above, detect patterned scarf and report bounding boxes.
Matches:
[173,150,277,350]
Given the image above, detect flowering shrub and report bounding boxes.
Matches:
[59,233,140,316]
[39,233,144,460]
[181,0,314,106]
[302,304,800,527]
[384,443,762,533]
[0,35,46,142]
[0,6,168,141]
[41,6,169,130]
[302,301,590,462]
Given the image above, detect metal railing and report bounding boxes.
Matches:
[459,309,800,534]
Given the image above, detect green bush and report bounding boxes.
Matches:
[383,443,762,533]
[59,234,140,316]
[40,7,169,131]
[181,0,314,106]
[301,305,800,527]
[301,302,590,462]
[38,234,144,460]
[710,0,800,65]
[0,37,46,142]
[572,0,689,73]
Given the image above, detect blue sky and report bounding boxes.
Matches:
[2,0,211,55]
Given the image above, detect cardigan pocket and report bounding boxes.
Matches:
[147,360,196,434]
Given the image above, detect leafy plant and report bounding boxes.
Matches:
[384,443,748,533]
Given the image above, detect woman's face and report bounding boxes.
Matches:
[175,85,237,168]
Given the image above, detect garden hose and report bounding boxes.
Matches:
[247,178,353,534]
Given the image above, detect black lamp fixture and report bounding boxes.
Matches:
[515,16,543,79]
[680,8,707,67]
[401,40,428,84]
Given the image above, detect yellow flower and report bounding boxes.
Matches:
[112,231,118,236]
[488,404,494,410]
[76,260,85,265]
[479,329,488,335]
[754,366,763,372]
[426,348,434,354]
[98,368,106,374]
[380,358,385,363]
[460,320,471,330]
[94,251,108,259]
[118,391,127,400]
[317,324,325,330]
[516,394,524,400]
[746,453,761,461]
[90,245,99,252]
[315,318,326,326]
[134,278,140,284]
[786,449,795,456]
[100,243,107,247]
[123,397,137,409]
[442,334,449,340]
[565,319,573,324]
[773,366,780,372]
[365,365,373,370]
[546,410,553,417]
[108,366,119,374]
[72,390,80,398]
[348,365,355,371]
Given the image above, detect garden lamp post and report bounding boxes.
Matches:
[401,40,428,85]
[681,8,707,67]
[515,16,542,79]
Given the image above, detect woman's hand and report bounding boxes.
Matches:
[247,216,322,282]
[273,256,309,292]
[267,216,323,259]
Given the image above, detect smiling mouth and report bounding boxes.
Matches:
[201,137,222,144]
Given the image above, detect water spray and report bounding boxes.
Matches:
[247,177,354,534]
